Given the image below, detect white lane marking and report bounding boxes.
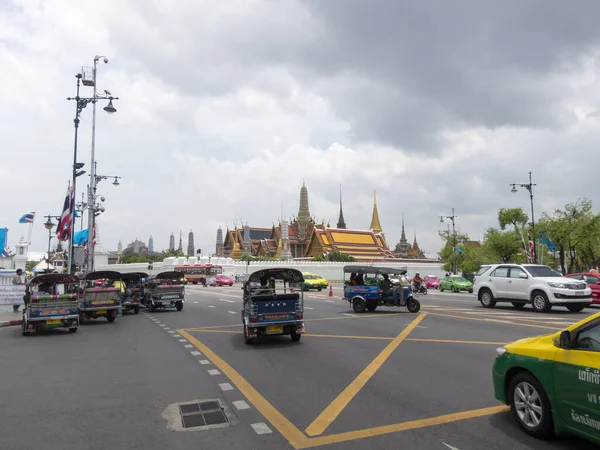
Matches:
[220,299,235,303]
[168,331,175,334]
[184,345,193,348]
[207,369,220,376]
[155,321,161,324]
[233,400,250,410]
[304,306,314,310]
[160,324,166,327]
[443,443,462,450]
[251,423,272,435]
[190,351,202,356]
[219,383,234,391]
[342,313,357,317]
[199,359,210,364]
[228,311,237,315]
[325,300,335,303]
[179,339,187,342]
[193,301,199,304]
[173,334,181,337]
[209,305,216,308]
[164,327,170,330]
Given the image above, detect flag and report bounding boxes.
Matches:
[455,246,463,254]
[528,232,535,262]
[0,228,9,257]
[73,229,88,245]
[538,233,557,253]
[57,182,74,241]
[18,211,35,224]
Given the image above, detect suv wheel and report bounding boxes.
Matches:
[531,291,552,313]
[479,289,496,308]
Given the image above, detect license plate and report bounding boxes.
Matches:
[575,291,585,296]
[95,310,107,315]
[266,325,283,334]
[45,320,61,325]
[162,295,179,299]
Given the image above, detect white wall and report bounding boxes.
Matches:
[96,257,446,281]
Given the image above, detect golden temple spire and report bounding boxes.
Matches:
[369,190,382,234]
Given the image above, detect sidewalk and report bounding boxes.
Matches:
[0,305,22,328]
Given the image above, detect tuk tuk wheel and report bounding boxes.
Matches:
[79,313,86,325]
[148,303,155,313]
[21,320,30,336]
[176,301,184,311]
[107,311,117,323]
[352,298,366,313]
[133,306,140,314]
[407,298,421,313]
[69,327,78,333]
[366,300,378,312]
[243,324,254,345]
[291,327,301,342]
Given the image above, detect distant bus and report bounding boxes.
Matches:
[174,264,223,285]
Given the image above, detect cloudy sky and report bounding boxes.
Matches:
[2,0,600,259]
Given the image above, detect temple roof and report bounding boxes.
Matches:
[309,227,394,259]
[369,191,382,234]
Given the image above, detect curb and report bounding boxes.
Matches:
[0,319,22,328]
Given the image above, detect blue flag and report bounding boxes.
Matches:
[73,229,88,245]
[538,233,557,253]
[0,228,9,257]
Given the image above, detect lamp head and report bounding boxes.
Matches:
[100,196,106,202]
[103,99,116,114]
[511,184,518,194]
[440,217,444,224]
[44,218,54,230]
[113,177,120,186]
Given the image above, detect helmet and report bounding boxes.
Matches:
[415,272,420,276]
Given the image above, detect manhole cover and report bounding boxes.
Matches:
[163,399,234,432]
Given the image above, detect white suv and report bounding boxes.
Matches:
[473,264,592,313]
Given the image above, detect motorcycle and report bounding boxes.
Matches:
[411,281,428,295]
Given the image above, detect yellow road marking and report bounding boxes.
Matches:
[305,333,392,340]
[426,311,561,330]
[178,329,309,448]
[296,405,509,449]
[304,313,428,436]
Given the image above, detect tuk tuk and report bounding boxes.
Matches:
[343,265,421,314]
[21,273,81,335]
[146,271,186,312]
[242,268,305,345]
[119,272,147,314]
[79,271,123,323]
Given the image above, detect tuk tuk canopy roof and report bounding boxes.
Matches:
[119,272,142,282]
[84,270,122,280]
[29,273,80,285]
[343,265,407,276]
[151,271,184,280]
[134,272,149,279]
[247,268,304,283]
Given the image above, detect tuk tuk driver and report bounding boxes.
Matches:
[380,274,394,298]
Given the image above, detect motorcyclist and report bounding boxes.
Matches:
[412,272,424,291]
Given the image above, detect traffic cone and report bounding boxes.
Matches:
[329,285,333,297]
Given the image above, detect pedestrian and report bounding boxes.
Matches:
[12,268,25,313]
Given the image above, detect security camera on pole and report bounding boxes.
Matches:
[81,55,119,272]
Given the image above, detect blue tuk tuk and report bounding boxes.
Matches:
[343,265,421,313]
[79,271,123,323]
[242,268,305,344]
[21,273,81,335]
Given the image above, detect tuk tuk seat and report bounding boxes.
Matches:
[274,293,299,302]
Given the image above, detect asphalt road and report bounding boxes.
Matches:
[0,283,598,450]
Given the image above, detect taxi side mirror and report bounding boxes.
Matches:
[558,330,572,348]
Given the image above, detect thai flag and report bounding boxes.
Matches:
[528,232,535,262]
[19,212,35,224]
[57,182,74,241]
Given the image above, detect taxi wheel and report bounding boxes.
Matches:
[317,287,322,291]
[479,289,496,308]
[509,372,554,438]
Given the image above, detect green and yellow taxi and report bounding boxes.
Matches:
[493,312,600,445]
[302,273,329,291]
[439,275,473,293]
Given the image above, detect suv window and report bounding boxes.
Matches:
[491,267,509,278]
[476,266,492,276]
[509,268,526,279]
[574,320,600,352]
[523,265,562,277]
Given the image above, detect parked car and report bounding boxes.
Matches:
[492,311,600,445]
[440,275,474,293]
[565,272,600,304]
[424,275,440,289]
[302,273,329,291]
[474,264,592,312]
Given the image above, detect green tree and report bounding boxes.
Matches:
[312,255,326,262]
[240,250,253,262]
[437,230,470,274]
[498,207,529,231]
[25,260,37,272]
[481,228,524,263]
[326,251,356,262]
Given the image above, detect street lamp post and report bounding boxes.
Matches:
[510,171,537,263]
[82,55,119,272]
[440,208,458,275]
[43,215,61,272]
